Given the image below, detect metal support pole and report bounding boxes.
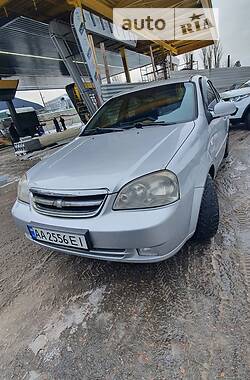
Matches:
[6,99,22,135]
[100,42,111,84]
[227,55,231,68]
[120,47,131,83]
[49,20,97,115]
[72,9,103,107]
[190,53,193,70]
[88,34,101,79]
[149,45,157,81]
[162,52,169,80]
[169,51,173,71]
[38,90,46,108]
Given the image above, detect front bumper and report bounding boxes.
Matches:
[12,190,196,263]
[228,98,249,120]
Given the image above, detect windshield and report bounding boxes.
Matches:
[82,82,197,135]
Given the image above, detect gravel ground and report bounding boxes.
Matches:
[0,127,250,380]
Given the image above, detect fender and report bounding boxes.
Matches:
[242,103,250,121]
[188,187,205,235]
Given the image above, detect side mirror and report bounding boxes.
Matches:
[211,101,237,119]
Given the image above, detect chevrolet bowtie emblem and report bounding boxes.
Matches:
[54,199,63,208]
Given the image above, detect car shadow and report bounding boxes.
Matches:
[230,121,248,131]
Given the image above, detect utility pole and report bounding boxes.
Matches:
[190,54,194,70]
[39,90,46,108]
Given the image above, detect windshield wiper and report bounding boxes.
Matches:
[82,122,176,135]
[123,121,177,129]
[150,121,176,125]
[82,127,124,136]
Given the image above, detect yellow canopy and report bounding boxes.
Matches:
[0,0,214,55]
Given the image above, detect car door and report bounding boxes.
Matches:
[205,80,228,171]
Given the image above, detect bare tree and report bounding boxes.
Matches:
[200,46,213,69]
[184,53,192,69]
[200,41,223,69]
[213,40,223,68]
[201,48,208,69]
[207,46,213,69]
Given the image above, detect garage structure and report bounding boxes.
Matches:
[0,0,214,55]
[0,0,216,117]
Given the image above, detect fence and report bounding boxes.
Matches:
[101,66,250,101]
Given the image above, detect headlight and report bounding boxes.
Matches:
[113,170,180,210]
[17,174,30,204]
[230,94,250,102]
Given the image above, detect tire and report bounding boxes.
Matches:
[224,135,229,158]
[193,175,219,241]
[245,110,250,130]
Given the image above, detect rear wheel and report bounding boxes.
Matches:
[193,175,219,241]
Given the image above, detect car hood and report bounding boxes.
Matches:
[221,87,250,99]
[28,122,195,193]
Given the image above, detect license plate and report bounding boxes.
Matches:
[28,226,88,250]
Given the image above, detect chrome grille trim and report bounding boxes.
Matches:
[33,196,102,208]
[30,188,108,218]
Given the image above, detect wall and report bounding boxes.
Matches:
[169,67,250,92]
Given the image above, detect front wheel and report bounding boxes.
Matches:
[224,135,229,158]
[245,110,250,130]
[193,175,219,241]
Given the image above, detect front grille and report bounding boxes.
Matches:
[31,189,107,218]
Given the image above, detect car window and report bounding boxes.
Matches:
[82,82,197,134]
[209,81,221,100]
[207,82,218,110]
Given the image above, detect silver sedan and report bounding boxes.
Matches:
[12,75,236,262]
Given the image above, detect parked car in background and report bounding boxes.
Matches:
[12,76,236,263]
[221,79,250,128]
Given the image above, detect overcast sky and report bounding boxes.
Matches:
[16,0,250,104]
[16,89,65,106]
[212,0,250,66]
